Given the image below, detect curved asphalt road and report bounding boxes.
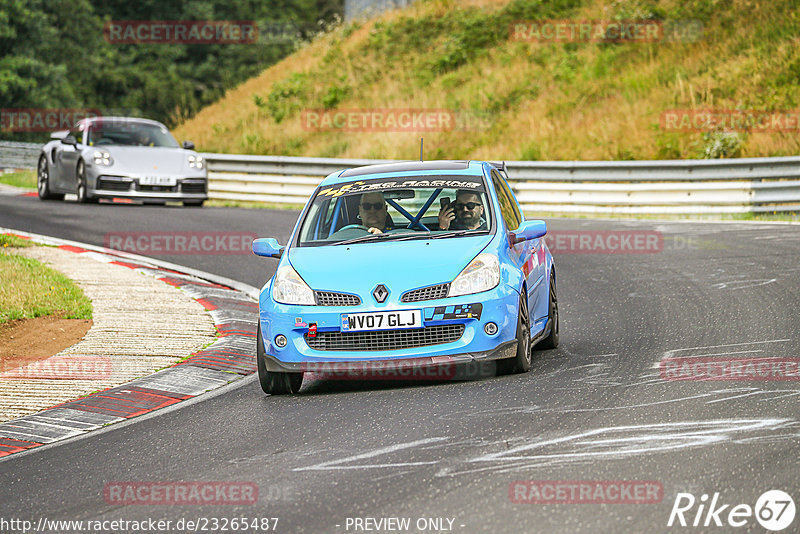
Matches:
[1,194,799,533]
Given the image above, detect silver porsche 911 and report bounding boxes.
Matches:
[37,117,208,207]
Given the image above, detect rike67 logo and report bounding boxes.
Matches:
[668,490,795,531]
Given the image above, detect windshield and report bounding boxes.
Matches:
[296,175,492,247]
[86,121,180,148]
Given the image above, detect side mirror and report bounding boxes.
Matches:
[182,141,195,150]
[252,238,284,258]
[512,220,547,242]
[61,135,77,146]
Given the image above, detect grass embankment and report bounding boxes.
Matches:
[0,170,36,190]
[0,235,92,324]
[175,0,800,161]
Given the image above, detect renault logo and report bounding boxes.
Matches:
[372,284,389,303]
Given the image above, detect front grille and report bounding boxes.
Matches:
[97,178,132,192]
[305,324,464,351]
[181,181,206,194]
[401,283,450,302]
[315,291,361,306]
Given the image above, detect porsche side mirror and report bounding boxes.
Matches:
[182,141,195,150]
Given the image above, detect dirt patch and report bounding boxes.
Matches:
[0,314,92,372]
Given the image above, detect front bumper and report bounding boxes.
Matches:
[258,282,523,370]
[89,174,208,201]
[262,340,517,374]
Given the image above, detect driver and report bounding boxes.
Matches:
[358,192,393,234]
[133,129,154,146]
[438,191,487,231]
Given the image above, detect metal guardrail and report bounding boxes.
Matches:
[206,153,800,214]
[3,143,799,214]
[0,141,40,170]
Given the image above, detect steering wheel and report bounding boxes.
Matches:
[339,224,370,231]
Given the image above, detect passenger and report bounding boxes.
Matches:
[438,191,487,231]
[358,192,393,234]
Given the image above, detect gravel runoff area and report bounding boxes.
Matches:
[0,245,218,422]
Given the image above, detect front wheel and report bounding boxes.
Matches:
[75,161,97,203]
[257,328,303,395]
[496,294,532,375]
[37,155,63,201]
[538,270,559,350]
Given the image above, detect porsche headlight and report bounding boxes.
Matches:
[448,253,500,297]
[272,264,315,305]
[187,154,204,169]
[93,151,113,166]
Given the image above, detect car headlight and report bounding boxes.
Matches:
[448,253,500,297]
[93,151,113,166]
[187,154,204,169]
[272,264,316,305]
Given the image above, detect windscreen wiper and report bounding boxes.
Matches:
[334,232,420,246]
[428,230,483,239]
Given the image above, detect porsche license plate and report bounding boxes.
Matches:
[140,176,176,186]
[341,310,423,332]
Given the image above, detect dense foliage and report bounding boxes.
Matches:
[0,0,342,140]
[177,0,800,160]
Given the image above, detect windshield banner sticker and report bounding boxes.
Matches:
[319,176,483,198]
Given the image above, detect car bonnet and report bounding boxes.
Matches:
[287,235,493,300]
[94,146,190,174]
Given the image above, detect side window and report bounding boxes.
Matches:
[491,170,521,230]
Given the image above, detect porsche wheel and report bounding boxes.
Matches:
[257,328,303,395]
[75,161,97,204]
[37,156,63,201]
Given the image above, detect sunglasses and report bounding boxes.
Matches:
[453,202,481,211]
[360,202,385,211]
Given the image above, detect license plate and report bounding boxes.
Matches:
[341,310,423,332]
[140,176,176,186]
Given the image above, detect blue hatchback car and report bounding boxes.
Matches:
[253,160,558,394]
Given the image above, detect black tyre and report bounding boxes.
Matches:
[257,328,302,395]
[183,200,205,207]
[37,155,63,201]
[75,161,97,203]
[496,293,532,375]
[538,270,559,350]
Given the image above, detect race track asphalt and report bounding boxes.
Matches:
[1,194,799,533]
